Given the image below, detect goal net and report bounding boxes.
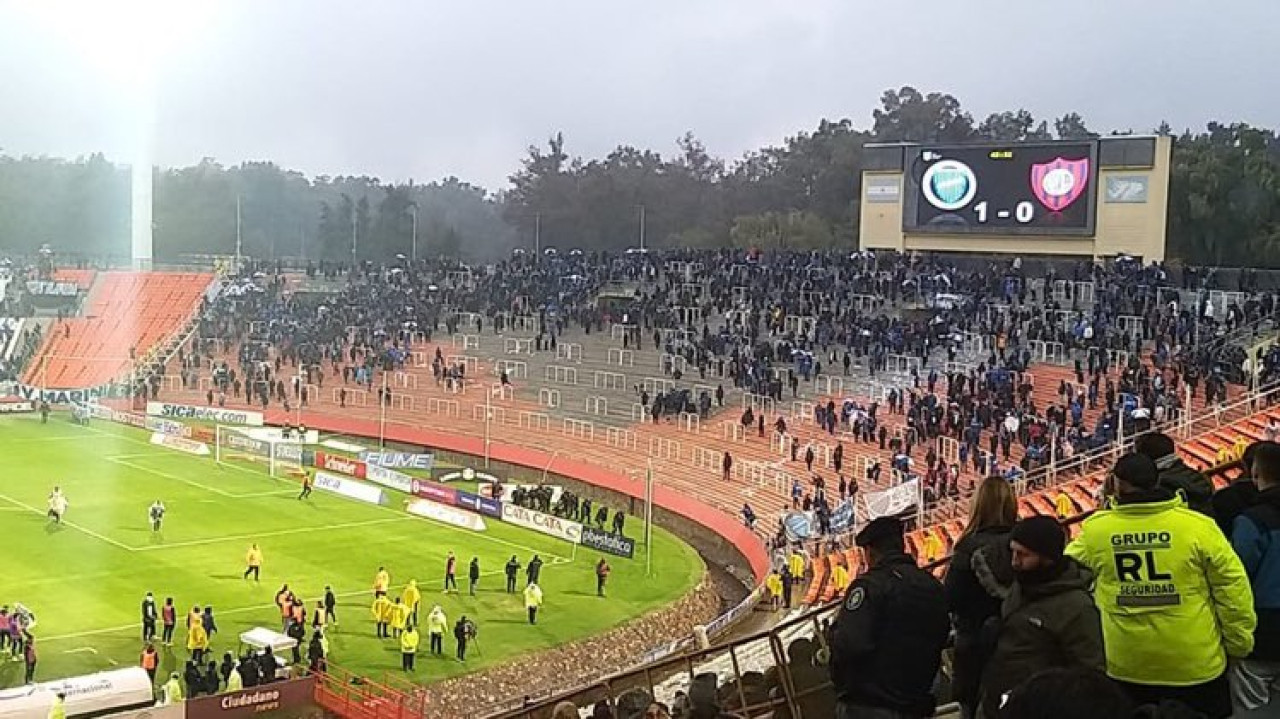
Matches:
[214,425,312,478]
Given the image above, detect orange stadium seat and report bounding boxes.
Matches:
[23,271,213,389]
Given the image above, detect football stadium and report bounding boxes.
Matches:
[3,4,1280,719]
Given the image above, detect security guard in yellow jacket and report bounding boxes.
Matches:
[400,624,419,672]
[1066,454,1255,718]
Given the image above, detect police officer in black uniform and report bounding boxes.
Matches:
[829,517,950,719]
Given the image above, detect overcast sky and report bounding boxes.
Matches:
[0,0,1275,191]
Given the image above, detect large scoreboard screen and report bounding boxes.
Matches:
[902,141,1099,235]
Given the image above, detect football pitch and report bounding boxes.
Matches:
[0,415,704,688]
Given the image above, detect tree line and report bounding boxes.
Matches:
[0,86,1276,266]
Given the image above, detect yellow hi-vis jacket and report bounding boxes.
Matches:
[390,602,408,631]
[402,581,421,611]
[787,552,805,579]
[427,608,447,636]
[831,564,850,593]
[1065,493,1256,686]
[400,627,419,654]
[765,572,782,598]
[371,596,392,623]
[524,584,544,610]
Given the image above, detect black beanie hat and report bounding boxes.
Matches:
[1010,515,1066,561]
[1113,452,1159,490]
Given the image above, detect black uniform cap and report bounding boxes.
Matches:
[855,516,903,549]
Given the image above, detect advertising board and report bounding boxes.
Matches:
[0,401,33,413]
[365,463,413,493]
[185,676,316,719]
[579,525,636,558]
[313,451,367,479]
[0,667,154,719]
[410,478,456,504]
[437,468,501,484]
[500,503,583,543]
[146,401,265,426]
[145,416,191,437]
[149,432,211,456]
[453,490,502,518]
[314,471,386,506]
[358,451,434,470]
[405,498,488,531]
[111,410,147,428]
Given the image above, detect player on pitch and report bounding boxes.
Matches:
[47,486,68,524]
[149,500,165,532]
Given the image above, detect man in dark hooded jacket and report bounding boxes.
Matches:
[979,515,1105,718]
[1135,432,1215,517]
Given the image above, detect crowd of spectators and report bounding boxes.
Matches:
[13,249,1280,717]
[134,250,1280,561]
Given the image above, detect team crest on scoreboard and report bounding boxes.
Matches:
[1030,157,1090,212]
[921,159,978,211]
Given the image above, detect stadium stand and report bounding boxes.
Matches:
[22,271,213,389]
[10,249,1280,718]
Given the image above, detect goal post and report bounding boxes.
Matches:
[215,425,306,478]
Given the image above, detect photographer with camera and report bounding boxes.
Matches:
[454,615,475,662]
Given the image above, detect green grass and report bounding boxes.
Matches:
[0,415,703,689]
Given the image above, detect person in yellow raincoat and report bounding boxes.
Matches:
[401,580,421,625]
[1055,490,1073,519]
[787,550,806,581]
[371,594,392,639]
[162,672,184,704]
[831,561,850,595]
[922,529,943,563]
[766,570,783,611]
[187,621,209,664]
[389,598,409,638]
[373,567,390,598]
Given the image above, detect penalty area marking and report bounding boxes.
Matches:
[36,556,573,645]
[64,422,576,561]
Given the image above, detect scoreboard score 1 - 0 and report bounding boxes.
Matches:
[902,141,1099,236]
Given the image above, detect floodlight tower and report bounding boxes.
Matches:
[131,118,154,269]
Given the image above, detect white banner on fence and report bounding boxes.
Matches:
[314,471,386,505]
[146,401,265,426]
[406,498,488,532]
[149,432,211,456]
[436,468,501,484]
[500,503,583,543]
[366,464,414,493]
[863,479,920,519]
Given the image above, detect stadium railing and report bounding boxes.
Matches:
[484,455,1245,719]
[314,662,430,719]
